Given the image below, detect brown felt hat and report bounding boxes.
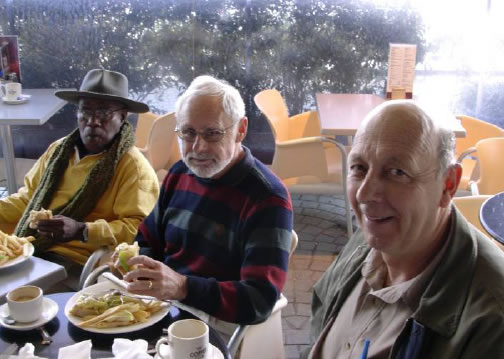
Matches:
[55,69,149,113]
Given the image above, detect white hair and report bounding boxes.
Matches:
[175,75,245,123]
[362,100,456,175]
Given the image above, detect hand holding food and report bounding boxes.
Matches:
[0,231,35,266]
[112,242,140,276]
[69,290,163,328]
[28,208,53,229]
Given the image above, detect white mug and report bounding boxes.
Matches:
[1,82,22,101]
[156,319,210,359]
[7,285,43,323]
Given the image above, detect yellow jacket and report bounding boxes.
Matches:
[0,139,160,265]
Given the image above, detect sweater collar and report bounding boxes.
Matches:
[191,146,254,186]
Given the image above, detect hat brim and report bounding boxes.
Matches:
[54,90,149,113]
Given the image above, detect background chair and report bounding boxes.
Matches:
[462,137,504,195]
[0,158,37,191]
[455,115,504,192]
[227,230,298,359]
[452,195,504,251]
[136,112,181,183]
[254,89,353,238]
[134,111,157,148]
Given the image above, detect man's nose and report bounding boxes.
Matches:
[355,171,383,204]
[191,134,209,152]
[86,115,102,127]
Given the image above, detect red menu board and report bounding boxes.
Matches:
[0,35,21,83]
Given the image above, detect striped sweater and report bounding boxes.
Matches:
[136,147,293,325]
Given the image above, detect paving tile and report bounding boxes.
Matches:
[283,329,311,345]
[302,225,324,235]
[309,260,333,271]
[292,259,311,270]
[285,344,301,359]
[300,194,319,201]
[295,291,313,304]
[284,315,310,330]
[301,216,323,226]
[294,279,315,292]
[293,269,314,280]
[295,303,313,316]
[316,242,339,253]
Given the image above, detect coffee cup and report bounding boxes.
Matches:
[156,319,210,359]
[1,82,22,101]
[7,286,43,323]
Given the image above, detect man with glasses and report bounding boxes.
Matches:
[0,69,159,288]
[118,75,293,329]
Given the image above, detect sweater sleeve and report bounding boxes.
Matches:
[85,150,160,250]
[182,195,293,325]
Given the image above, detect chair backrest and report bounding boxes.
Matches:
[135,111,157,148]
[452,196,492,237]
[145,112,179,172]
[475,137,504,195]
[456,115,504,156]
[254,89,290,142]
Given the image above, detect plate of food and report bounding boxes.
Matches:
[64,281,171,334]
[0,232,35,269]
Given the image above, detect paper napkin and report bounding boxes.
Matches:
[57,340,92,359]
[111,339,153,359]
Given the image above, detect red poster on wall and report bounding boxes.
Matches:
[0,35,22,83]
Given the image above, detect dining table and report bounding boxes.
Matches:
[315,93,467,145]
[0,256,67,305]
[0,292,231,359]
[0,88,73,194]
[479,191,504,245]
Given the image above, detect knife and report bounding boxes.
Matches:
[101,272,171,303]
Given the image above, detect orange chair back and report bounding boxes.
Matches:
[254,89,290,142]
[475,137,504,195]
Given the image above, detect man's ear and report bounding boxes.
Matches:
[236,117,248,142]
[440,163,462,207]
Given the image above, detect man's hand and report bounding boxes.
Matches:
[36,215,86,242]
[123,255,188,301]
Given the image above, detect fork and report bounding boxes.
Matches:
[103,289,172,304]
[38,326,52,345]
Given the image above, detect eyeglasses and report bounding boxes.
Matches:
[78,107,124,122]
[175,123,237,143]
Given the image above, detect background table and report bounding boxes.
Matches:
[0,256,67,304]
[315,93,467,144]
[0,292,231,358]
[480,192,504,245]
[0,89,72,194]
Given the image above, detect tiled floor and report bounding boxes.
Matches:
[282,194,351,358]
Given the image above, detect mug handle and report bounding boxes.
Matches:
[155,337,172,359]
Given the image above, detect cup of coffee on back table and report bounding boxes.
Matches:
[156,319,210,359]
[7,285,43,323]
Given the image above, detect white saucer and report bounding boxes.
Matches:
[155,343,224,359]
[2,94,31,105]
[0,297,59,331]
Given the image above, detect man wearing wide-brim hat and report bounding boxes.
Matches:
[0,69,160,285]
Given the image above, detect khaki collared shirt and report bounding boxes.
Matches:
[310,239,448,359]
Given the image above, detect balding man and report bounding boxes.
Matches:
[303,101,504,358]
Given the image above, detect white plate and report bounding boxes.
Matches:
[0,297,59,331]
[0,242,34,269]
[155,343,224,359]
[1,94,31,105]
[65,281,171,334]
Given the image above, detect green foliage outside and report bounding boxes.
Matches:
[0,0,425,159]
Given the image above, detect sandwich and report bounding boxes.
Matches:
[28,208,53,229]
[114,242,140,275]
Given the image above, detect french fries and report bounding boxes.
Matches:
[70,291,164,329]
[0,231,35,266]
